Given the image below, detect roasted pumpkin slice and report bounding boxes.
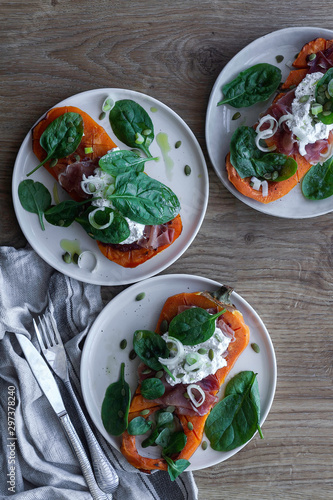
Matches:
[32,106,182,267]
[120,288,250,472]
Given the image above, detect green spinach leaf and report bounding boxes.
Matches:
[44,199,91,227]
[76,206,130,244]
[155,428,171,448]
[18,180,52,231]
[141,377,165,400]
[302,157,333,200]
[109,100,154,158]
[315,68,333,124]
[168,307,226,346]
[109,171,180,225]
[230,126,297,181]
[27,112,84,176]
[99,149,158,177]
[101,362,131,436]
[205,371,262,452]
[127,416,152,436]
[218,63,282,108]
[133,330,170,371]
[163,456,190,481]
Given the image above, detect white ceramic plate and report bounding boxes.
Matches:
[80,274,277,471]
[12,89,208,285]
[206,27,333,218]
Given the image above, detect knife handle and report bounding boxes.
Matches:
[64,380,119,493]
[59,412,112,500]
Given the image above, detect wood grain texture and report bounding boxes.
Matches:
[1,1,333,498]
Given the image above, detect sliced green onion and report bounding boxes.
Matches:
[135,132,144,144]
[85,147,93,154]
[102,97,114,112]
[88,207,114,229]
[184,352,203,373]
[311,103,323,116]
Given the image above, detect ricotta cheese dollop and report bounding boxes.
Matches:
[287,72,333,156]
[161,324,231,386]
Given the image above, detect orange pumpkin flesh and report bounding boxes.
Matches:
[120,290,250,472]
[226,38,333,204]
[32,106,182,267]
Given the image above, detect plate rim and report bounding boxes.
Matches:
[80,273,277,471]
[205,26,333,219]
[12,87,209,285]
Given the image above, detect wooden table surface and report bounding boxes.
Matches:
[2,1,333,499]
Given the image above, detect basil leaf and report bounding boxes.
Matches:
[315,68,333,124]
[18,180,52,231]
[168,307,226,346]
[218,63,282,108]
[44,199,90,227]
[127,416,152,436]
[163,431,187,456]
[109,171,180,225]
[101,363,131,436]
[99,149,157,177]
[133,330,170,371]
[28,112,84,176]
[302,157,333,200]
[205,371,262,451]
[163,456,190,481]
[230,126,297,181]
[76,206,130,244]
[109,100,154,157]
[141,378,165,400]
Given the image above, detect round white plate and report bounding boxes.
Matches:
[12,89,208,285]
[80,274,277,471]
[206,27,333,218]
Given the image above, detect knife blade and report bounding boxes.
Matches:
[15,333,111,500]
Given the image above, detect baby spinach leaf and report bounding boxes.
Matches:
[302,157,333,200]
[44,199,91,227]
[163,456,190,481]
[141,410,174,448]
[109,100,154,158]
[99,149,158,177]
[141,377,165,400]
[205,371,262,452]
[127,416,152,436]
[27,112,84,176]
[76,206,130,244]
[163,431,187,456]
[168,307,226,346]
[218,63,282,108]
[101,362,131,436]
[155,428,171,448]
[18,180,52,231]
[133,330,170,372]
[109,171,180,225]
[230,126,297,181]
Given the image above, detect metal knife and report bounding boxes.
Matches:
[15,333,112,500]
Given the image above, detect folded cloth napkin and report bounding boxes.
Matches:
[0,245,198,500]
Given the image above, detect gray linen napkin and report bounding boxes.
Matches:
[0,245,198,500]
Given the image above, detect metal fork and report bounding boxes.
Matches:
[34,313,119,495]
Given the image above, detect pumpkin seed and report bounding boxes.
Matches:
[120,339,127,350]
[275,55,284,63]
[176,373,185,379]
[129,349,137,360]
[142,128,152,136]
[175,140,182,148]
[140,409,150,416]
[99,111,106,120]
[74,154,80,161]
[166,405,175,413]
[208,349,214,361]
[160,319,168,333]
[251,342,260,354]
[232,112,241,120]
[142,368,152,375]
[155,370,163,379]
[118,410,124,418]
[308,53,316,61]
[299,94,310,103]
[136,292,145,301]
[49,158,58,168]
[184,164,191,176]
[183,392,190,399]
[62,252,72,264]
[201,440,208,450]
[272,170,279,181]
[187,422,194,430]
[67,136,74,143]
[72,253,79,265]
[198,348,207,355]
